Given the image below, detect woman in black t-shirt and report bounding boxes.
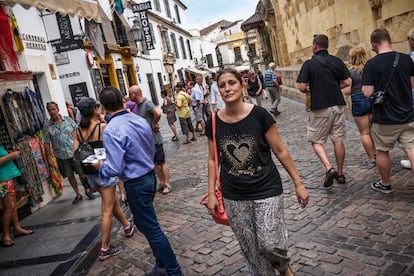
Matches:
[246,70,263,106]
[205,68,309,276]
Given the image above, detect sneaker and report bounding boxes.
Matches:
[371,180,392,194]
[145,265,166,276]
[362,159,376,168]
[124,221,135,238]
[400,160,412,170]
[72,195,83,205]
[85,191,95,200]
[162,185,172,194]
[98,244,122,261]
[324,168,338,188]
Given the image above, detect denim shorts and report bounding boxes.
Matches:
[154,144,165,165]
[351,93,372,117]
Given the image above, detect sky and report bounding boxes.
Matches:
[181,0,258,30]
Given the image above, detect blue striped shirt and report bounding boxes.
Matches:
[264,68,277,87]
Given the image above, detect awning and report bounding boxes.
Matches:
[185,67,212,77]
[4,0,101,22]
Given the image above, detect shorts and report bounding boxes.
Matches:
[307,105,346,144]
[86,174,118,191]
[167,114,177,124]
[193,105,203,121]
[351,93,372,117]
[154,144,166,165]
[0,179,15,198]
[179,117,194,135]
[371,122,414,151]
[56,157,83,178]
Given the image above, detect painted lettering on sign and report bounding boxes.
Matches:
[132,1,152,12]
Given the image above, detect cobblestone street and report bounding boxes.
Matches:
[87,98,414,276]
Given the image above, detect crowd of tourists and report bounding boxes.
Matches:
[1,26,412,276]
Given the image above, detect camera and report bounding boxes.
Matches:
[372,90,386,105]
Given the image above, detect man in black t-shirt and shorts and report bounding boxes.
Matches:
[362,28,414,194]
[297,34,351,188]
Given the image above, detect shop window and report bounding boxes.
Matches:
[248,43,257,57]
[100,64,112,87]
[146,73,159,105]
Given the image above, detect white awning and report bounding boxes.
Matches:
[4,0,101,22]
[185,67,212,77]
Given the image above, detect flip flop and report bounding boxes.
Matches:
[2,239,14,247]
[171,136,179,141]
[14,229,34,238]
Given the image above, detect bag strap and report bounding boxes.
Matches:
[212,112,221,187]
[77,128,85,143]
[85,123,100,143]
[313,55,340,81]
[382,53,400,95]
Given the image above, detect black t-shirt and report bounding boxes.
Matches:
[205,105,283,200]
[297,50,350,111]
[362,51,414,124]
[247,77,260,97]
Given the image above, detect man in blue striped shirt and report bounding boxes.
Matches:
[264,62,281,116]
[95,87,182,276]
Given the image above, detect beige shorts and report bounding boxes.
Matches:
[307,105,346,144]
[371,122,414,151]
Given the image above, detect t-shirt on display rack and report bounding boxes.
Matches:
[0,77,63,211]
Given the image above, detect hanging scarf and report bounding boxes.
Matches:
[0,5,20,71]
[8,9,24,52]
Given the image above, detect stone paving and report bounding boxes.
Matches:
[87,97,414,276]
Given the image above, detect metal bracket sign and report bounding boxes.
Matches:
[131,1,154,50]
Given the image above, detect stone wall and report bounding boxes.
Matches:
[270,0,414,66]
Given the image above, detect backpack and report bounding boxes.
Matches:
[74,124,100,174]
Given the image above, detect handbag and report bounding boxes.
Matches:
[200,112,229,225]
[372,53,400,105]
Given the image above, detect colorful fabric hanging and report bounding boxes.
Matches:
[44,142,63,195]
[8,9,24,52]
[0,5,20,71]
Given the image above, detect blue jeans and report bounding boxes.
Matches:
[124,171,181,275]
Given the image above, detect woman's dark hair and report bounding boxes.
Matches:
[99,86,124,112]
[77,97,96,129]
[216,68,243,84]
[160,89,167,97]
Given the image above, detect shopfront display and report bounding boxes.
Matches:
[0,73,63,212]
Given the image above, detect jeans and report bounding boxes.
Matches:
[124,171,181,275]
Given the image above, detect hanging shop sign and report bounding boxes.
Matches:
[56,12,74,41]
[131,1,154,51]
[69,82,89,107]
[52,13,84,53]
[116,69,127,95]
[59,72,80,79]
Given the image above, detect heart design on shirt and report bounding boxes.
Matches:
[227,143,250,164]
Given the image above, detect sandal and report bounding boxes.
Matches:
[2,239,14,247]
[14,229,34,238]
[324,168,338,188]
[183,140,191,144]
[171,136,179,141]
[337,174,346,184]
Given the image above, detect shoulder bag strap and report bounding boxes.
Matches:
[212,112,221,188]
[77,128,85,143]
[85,123,100,142]
[382,53,400,95]
[313,55,340,81]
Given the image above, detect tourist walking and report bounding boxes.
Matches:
[343,47,376,167]
[297,34,352,188]
[74,97,135,261]
[245,70,263,106]
[161,89,179,141]
[265,62,281,115]
[362,28,414,194]
[175,83,196,144]
[206,68,309,276]
[94,86,182,276]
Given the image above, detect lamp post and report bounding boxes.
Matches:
[130,18,143,42]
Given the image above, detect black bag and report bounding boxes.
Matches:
[74,124,100,174]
